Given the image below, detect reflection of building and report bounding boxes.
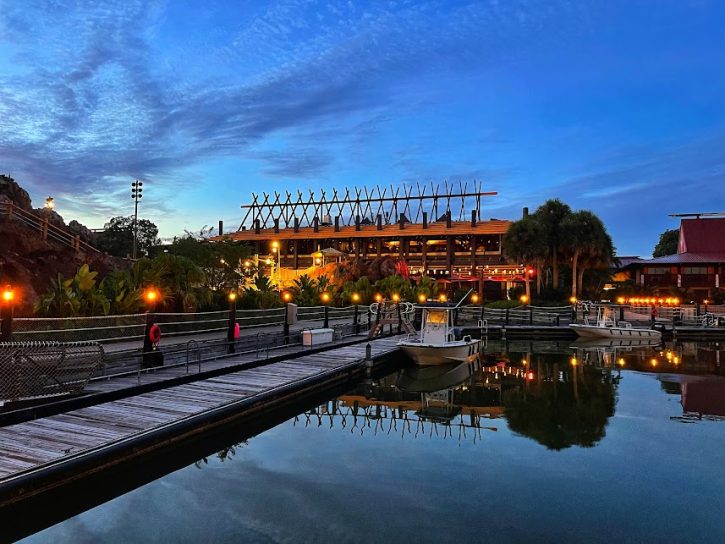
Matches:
[629,214,725,300]
[213,184,529,298]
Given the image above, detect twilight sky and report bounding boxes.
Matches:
[1,0,724,256]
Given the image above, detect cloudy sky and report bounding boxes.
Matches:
[1,0,724,255]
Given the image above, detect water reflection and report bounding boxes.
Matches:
[292,339,725,452]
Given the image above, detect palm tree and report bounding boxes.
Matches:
[534,199,572,290]
[503,215,547,297]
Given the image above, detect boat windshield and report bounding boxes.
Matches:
[426,310,448,324]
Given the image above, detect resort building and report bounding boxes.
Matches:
[215,184,526,298]
[629,214,725,301]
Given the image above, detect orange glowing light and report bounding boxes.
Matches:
[569,296,577,304]
[352,293,361,303]
[570,357,578,366]
[519,294,529,304]
[418,294,427,303]
[282,291,292,302]
[617,297,625,304]
[650,358,658,367]
[1,286,15,303]
[438,293,448,302]
[471,293,480,304]
[375,293,383,303]
[228,292,237,302]
[617,358,625,366]
[321,292,331,304]
[144,288,159,304]
[392,293,400,303]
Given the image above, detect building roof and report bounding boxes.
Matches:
[678,218,725,254]
[635,217,725,266]
[635,253,725,265]
[212,219,511,242]
[614,256,641,268]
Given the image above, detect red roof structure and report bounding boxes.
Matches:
[678,218,725,255]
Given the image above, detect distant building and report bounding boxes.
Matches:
[630,214,725,301]
[213,184,529,299]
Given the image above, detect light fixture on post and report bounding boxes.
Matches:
[131,180,143,259]
[44,196,54,211]
[321,292,331,328]
[1,284,16,341]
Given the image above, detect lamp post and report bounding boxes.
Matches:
[131,180,143,259]
[282,291,292,343]
[142,287,159,368]
[321,292,331,328]
[352,293,361,334]
[1,285,16,342]
[227,292,237,354]
[44,196,54,211]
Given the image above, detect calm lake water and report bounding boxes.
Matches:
[20,340,725,543]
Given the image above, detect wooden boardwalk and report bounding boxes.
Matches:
[0,336,401,508]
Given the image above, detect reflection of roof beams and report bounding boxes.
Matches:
[337,395,505,417]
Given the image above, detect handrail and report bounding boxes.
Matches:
[0,200,100,254]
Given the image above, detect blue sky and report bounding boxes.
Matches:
[1,0,724,255]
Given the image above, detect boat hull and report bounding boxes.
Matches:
[398,339,481,365]
[569,324,662,340]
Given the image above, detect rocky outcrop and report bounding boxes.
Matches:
[0,176,119,315]
[0,175,33,211]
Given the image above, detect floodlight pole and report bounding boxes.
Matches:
[131,180,143,259]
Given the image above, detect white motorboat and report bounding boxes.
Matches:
[398,302,481,365]
[570,306,662,340]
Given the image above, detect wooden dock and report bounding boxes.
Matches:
[0,336,401,515]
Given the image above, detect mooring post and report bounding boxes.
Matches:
[365,342,372,361]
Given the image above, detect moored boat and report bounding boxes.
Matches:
[570,306,662,340]
[398,301,481,365]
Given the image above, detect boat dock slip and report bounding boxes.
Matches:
[0,336,401,512]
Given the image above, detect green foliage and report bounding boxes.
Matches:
[96,216,161,258]
[374,275,414,300]
[653,228,679,257]
[36,264,110,317]
[414,276,439,301]
[291,274,321,306]
[341,277,375,304]
[167,229,252,292]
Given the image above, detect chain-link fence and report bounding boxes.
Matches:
[0,341,104,403]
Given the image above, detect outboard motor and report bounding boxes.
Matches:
[651,322,667,334]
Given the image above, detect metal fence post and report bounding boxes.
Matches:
[529,308,533,325]
[353,304,360,335]
[324,305,329,328]
[397,303,403,334]
[505,308,509,325]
